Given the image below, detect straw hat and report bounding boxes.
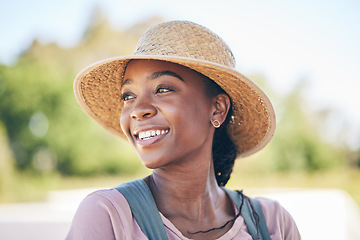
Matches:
[74,20,276,158]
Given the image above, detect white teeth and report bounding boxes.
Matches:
[138,129,169,140]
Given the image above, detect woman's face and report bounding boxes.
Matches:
[120,60,216,169]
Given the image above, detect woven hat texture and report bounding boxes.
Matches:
[74,20,276,158]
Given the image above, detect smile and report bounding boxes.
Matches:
[137,129,169,141]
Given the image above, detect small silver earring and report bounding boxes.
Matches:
[212,119,221,128]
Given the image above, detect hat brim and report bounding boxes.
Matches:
[74,55,276,158]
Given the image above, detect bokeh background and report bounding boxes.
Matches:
[0,0,360,239]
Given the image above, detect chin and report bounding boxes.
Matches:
[141,160,161,170]
[138,154,170,170]
[137,154,160,169]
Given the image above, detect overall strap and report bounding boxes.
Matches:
[224,188,271,240]
[115,179,169,240]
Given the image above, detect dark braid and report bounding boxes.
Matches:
[212,123,237,186]
[202,74,238,186]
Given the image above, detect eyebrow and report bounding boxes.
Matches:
[148,71,184,82]
[121,71,184,88]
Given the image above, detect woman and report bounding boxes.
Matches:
[67,20,300,239]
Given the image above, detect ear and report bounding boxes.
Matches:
[211,93,231,125]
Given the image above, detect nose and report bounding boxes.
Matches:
[130,99,157,120]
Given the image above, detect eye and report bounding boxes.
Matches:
[121,92,135,102]
[156,85,174,94]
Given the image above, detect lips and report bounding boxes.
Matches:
[134,128,170,146]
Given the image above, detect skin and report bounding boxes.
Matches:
[120,59,233,239]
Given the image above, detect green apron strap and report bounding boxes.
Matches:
[251,198,271,240]
[115,179,169,240]
[224,188,271,240]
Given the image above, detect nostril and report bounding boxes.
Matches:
[143,112,152,118]
[130,103,157,120]
[130,110,156,120]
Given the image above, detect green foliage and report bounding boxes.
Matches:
[243,79,347,172]
[0,57,143,175]
[0,16,157,177]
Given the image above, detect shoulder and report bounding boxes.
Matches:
[66,188,133,240]
[80,188,131,212]
[73,188,132,221]
[255,197,283,217]
[256,197,301,240]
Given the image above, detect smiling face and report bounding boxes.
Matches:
[120,60,216,169]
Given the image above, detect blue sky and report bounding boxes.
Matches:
[1,0,360,148]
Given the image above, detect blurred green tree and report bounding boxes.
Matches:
[243,77,347,172]
[0,14,163,176]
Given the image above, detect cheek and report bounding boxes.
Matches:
[120,108,131,138]
[166,98,211,134]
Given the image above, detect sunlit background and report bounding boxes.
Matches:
[0,0,360,239]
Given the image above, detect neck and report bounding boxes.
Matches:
[154,162,217,198]
[145,156,225,221]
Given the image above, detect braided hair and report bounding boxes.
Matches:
[212,120,237,186]
[203,75,238,186]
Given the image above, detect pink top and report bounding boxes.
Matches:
[66,188,301,240]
